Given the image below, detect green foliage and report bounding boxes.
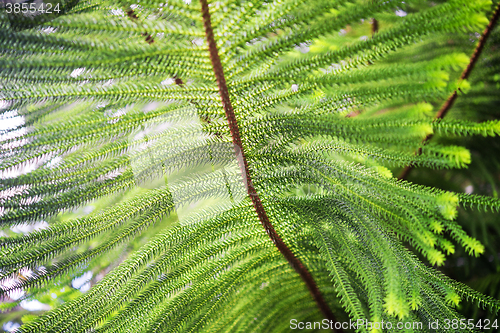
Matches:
[0,0,499,332]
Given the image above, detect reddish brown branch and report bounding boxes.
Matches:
[199,0,342,329]
[398,2,500,180]
[126,8,155,44]
[371,18,378,36]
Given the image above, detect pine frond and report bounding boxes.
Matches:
[1,0,499,331]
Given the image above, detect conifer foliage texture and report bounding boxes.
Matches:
[1,0,500,332]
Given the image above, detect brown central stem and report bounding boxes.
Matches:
[199,0,341,330]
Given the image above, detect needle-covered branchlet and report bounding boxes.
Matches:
[399,2,500,180]
[199,0,343,329]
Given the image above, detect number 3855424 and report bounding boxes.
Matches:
[5,2,60,14]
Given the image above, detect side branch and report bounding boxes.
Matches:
[126,7,155,44]
[398,2,500,180]
[198,0,342,329]
[371,18,378,36]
